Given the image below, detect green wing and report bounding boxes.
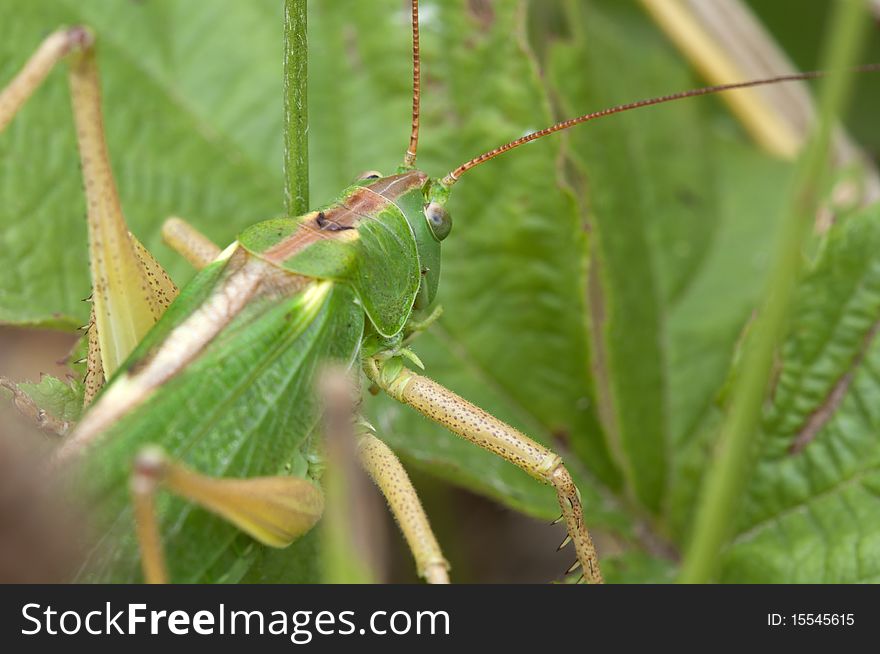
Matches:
[74,261,363,583]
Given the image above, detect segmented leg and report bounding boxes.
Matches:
[162,217,222,270]
[320,367,449,584]
[365,358,603,584]
[69,41,178,374]
[357,429,450,584]
[1,28,178,388]
[130,458,167,584]
[130,446,324,584]
[0,27,90,130]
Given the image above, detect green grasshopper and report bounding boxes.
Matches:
[0,0,871,584]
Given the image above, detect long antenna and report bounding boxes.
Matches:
[441,64,880,186]
[404,0,421,168]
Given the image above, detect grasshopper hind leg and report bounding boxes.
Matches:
[1,27,183,408]
[161,217,222,270]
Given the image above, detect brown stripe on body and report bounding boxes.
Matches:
[367,170,427,200]
[263,171,427,264]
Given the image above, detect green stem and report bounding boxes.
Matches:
[283,0,309,216]
[679,0,869,584]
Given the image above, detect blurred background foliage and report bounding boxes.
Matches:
[1,0,879,582]
[747,0,880,152]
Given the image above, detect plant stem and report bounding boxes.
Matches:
[679,0,869,584]
[283,0,309,216]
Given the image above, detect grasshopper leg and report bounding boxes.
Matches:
[2,27,179,393]
[356,428,450,584]
[130,446,324,584]
[0,27,92,130]
[161,217,222,270]
[320,367,449,583]
[365,358,603,584]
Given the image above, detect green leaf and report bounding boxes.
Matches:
[600,550,678,584]
[665,141,792,539]
[547,0,793,516]
[722,205,880,582]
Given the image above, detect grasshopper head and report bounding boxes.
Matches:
[413,192,451,309]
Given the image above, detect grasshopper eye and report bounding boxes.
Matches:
[356,170,382,181]
[424,201,452,241]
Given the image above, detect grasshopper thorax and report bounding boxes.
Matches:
[239,169,447,338]
[360,170,449,311]
[339,168,449,311]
